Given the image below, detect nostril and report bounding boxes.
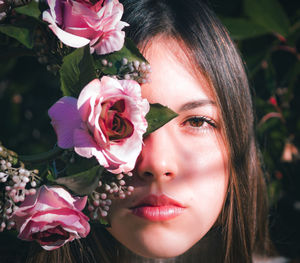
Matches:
[144,171,153,177]
[165,172,172,176]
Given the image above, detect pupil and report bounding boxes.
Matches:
[190,118,203,127]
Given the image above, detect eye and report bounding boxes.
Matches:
[181,116,216,134]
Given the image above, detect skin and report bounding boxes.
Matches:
[107,37,229,258]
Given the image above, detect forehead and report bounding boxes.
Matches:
[141,37,215,110]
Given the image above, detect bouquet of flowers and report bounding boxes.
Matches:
[0,0,177,250]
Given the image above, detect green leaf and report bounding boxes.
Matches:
[221,17,269,39]
[0,24,35,49]
[144,103,178,137]
[15,1,41,20]
[60,45,96,97]
[54,165,104,196]
[98,218,110,227]
[65,155,99,176]
[94,38,148,75]
[19,146,64,164]
[244,0,290,37]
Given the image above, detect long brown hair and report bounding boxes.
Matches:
[26,0,271,262]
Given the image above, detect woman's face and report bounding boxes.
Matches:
[107,38,229,258]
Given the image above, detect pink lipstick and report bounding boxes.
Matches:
[130,194,185,221]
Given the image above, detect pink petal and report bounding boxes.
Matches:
[48,97,81,148]
[73,128,98,159]
[73,196,88,211]
[77,79,102,122]
[43,10,90,48]
[93,29,125,54]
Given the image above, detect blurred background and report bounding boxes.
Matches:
[0,0,299,261]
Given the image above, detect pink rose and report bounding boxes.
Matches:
[42,0,128,55]
[48,76,149,174]
[11,185,90,250]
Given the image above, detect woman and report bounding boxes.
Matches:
[26,0,271,262]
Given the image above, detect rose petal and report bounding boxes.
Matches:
[93,29,125,54]
[48,97,81,148]
[77,79,102,122]
[73,128,99,159]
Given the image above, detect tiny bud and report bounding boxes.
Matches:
[1,177,7,183]
[101,193,107,200]
[5,186,11,191]
[105,184,111,191]
[19,168,25,175]
[6,208,12,214]
[98,180,102,187]
[103,206,110,211]
[101,59,108,66]
[92,211,98,220]
[31,181,37,187]
[93,200,100,207]
[124,74,130,80]
[88,205,94,211]
[128,186,134,192]
[19,182,26,188]
[127,172,133,177]
[22,177,30,183]
[94,193,100,200]
[129,65,134,72]
[29,188,36,195]
[133,60,140,69]
[8,221,15,228]
[1,222,6,229]
[101,210,108,217]
[122,58,128,65]
[105,199,112,206]
[108,62,113,67]
[119,193,126,199]
[24,170,30,177]
[6,162,11,168]
[117,174,123,180]
[119,180,126,186]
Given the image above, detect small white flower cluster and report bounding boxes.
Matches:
[121,58,151,84]
[88,171,134,221]
[0,145,40,232]
[98,57,151,84]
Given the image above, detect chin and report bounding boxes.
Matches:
[112,228,200,259]
[128,242,191,259]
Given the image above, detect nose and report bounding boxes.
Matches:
[135,125,178,182]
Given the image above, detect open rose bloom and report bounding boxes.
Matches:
[11,186,90,250]
[42,0,128,54]
[48,76,149,174]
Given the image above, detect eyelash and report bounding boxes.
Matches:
[181,116,217,134]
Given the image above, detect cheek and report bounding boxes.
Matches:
[177,140,228,237]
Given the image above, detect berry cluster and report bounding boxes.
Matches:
[0,144,40,232]
[87,171,134,221]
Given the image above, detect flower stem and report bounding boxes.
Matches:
[19,147,64,164]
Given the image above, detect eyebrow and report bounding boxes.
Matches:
[179,99,216,112]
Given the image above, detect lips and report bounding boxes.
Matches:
[130,194,185,221]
